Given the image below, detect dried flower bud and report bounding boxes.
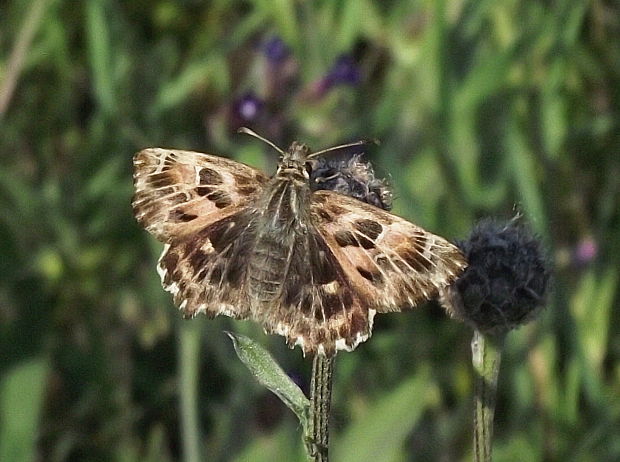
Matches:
[441,219,550,335]
[310,154,392,211]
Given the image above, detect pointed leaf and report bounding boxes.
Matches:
[227,332,309,427]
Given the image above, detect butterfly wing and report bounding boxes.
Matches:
[310,190,467,314]
[133,148,268,318]
[132,148,268,241]
[157,208,261,319]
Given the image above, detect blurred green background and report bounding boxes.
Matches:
[1,0,619,461]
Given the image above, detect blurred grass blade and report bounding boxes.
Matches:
[506,118,547,233]
[571,266,619,373]
[255,0,299,51]
[153,60,216,116]
[227,332,309,427]
[337,0,380,53]
[86,0,116,115]
[333,367,437,462]
[0,357,49,462]
[0,0,49,119]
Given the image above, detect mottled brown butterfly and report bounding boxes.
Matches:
[132,129,466,356]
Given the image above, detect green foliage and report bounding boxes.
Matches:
[0,358,49,462]
[228,332,309,429]
[1,0,619,460]
[333,367,438,462]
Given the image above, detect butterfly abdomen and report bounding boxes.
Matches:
[247,232,292,302]
[247,178,310,304]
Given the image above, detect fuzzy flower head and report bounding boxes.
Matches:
[441,219,550,335]
[310,154,392,211]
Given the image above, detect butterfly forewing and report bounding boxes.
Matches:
[132,148,268,241]
[310,190,466,312]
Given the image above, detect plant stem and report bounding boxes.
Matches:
[308,354,335,462]
[472,330,505,462]
[179,321,202,462]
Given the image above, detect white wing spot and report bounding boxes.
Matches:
[322,281,339,294]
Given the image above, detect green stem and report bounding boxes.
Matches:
[308,355,335,462]
[178,321,202,462]
[472,330,505,462]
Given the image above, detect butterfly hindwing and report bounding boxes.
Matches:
[254,228,372,356]
[157,208,260,320]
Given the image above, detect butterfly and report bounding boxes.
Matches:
[132,128,467,356]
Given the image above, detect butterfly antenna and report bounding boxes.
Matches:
[237,127,284,155]
[307,138,380,159]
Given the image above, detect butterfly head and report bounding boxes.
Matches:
[284,141,312,163]
[278,141,312,176]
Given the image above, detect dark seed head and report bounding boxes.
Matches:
[441,218,551,335]
[311,154,392,211]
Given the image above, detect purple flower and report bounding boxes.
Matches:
[574,236,598,266]
[263,36,290,64]
[302,54,362,100]
[325,55,361,86]
[231,91,264,127]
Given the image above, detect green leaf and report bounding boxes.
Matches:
[0,358,49,462]
[226,332,309,427]
[333,367,438,462]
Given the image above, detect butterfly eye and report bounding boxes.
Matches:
[304,163,313,177]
